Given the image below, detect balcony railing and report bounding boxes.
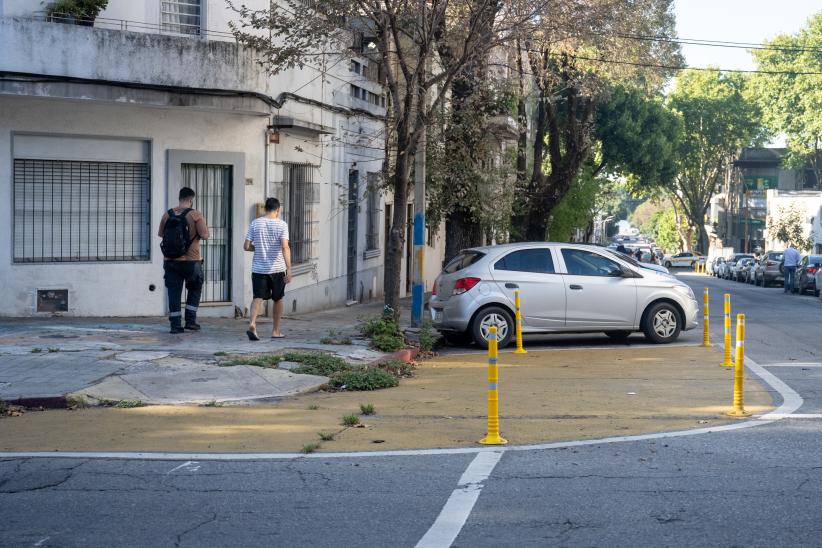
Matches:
[30,11,235,40]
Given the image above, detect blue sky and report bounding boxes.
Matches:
[674,0,820,71]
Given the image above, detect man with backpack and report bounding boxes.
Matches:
[158,187,209,333]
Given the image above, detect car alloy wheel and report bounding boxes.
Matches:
[642,302,682,344]
[652,310,677,339]
[471,306,514,349]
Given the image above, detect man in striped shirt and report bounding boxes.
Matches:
[244,198,292,340]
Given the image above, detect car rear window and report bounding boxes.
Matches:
[443,251,485,274]
[495,249,555,274]
[809,256,822,265]
[768,252,783,261]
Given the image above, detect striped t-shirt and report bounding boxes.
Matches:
[245,217,289,274]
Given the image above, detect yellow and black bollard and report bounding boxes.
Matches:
[721,294,733,367]
[727,313,751,417]
[702,288,712,347]
[479,326,508,445]
[513,290,527,354]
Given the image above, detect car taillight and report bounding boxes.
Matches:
[767,261,775,267]
[432,281,438,296]
[452,277,481,295]
[808,267,817,274]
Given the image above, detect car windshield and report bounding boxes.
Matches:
[605,250,651,270]
[808,256,822,265]
[768,252,784,261]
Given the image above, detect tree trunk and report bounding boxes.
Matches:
[384,139,412,320]
[444,208,484,263]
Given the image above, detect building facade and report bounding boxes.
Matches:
[0,1,411,317]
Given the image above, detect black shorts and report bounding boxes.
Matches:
[252,272,286,301]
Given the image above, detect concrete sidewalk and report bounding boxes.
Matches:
[0,300,401,406]
[0,345,774,453]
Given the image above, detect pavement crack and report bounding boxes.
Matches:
[174,512,217,548]
[0,461,84,494]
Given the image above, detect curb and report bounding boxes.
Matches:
[2,395,68,409]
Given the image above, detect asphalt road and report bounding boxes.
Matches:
[2,271,822,548]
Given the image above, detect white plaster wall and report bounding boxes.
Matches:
[0,96,267,317]
[764,190,822,251]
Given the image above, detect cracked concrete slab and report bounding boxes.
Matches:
[115,351,170,362]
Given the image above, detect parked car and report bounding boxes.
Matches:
[662,251,701,269]
[430,243,699,348]
[796,255,822,296]
[611,250,671,276]
[708,257,725,276]
[734,258,755,283]
[753,251,784,287]
[720,254,755,280]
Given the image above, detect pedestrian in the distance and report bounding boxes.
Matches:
[635,248,643,262]
[244,197,292,341]
[783,242,801,294]
[158,187,209,334]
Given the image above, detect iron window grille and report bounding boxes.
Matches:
[13,159,150,263]
[160,0,201,36]
[365,172,381,251]
[270,163,319,265]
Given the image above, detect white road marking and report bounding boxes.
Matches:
[415,451,503,548]
[762,362,822,368]
[0,349,803,462]
[33,537,50,547]
[760,413,822,420]
[166,461,200,474]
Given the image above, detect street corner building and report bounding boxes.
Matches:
[0,1,416,318]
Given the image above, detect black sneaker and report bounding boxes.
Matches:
[184,323,201,331]
[170,326,185,334]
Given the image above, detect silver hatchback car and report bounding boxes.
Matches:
[430,243,699,348]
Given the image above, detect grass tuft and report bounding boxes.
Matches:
[341,414,360,427]
[202,400,223,407]
[114,400,144,408]
[285,352,349,377]
[318,431,335,441]
[213,351,227,357]
[330,368,398,391]
[0,400,7,416]
[220,354,282,368]
[31,348,42,354]
[307,404,320,410]
[301,443,321,454]
[360,403,375,415]
[47,347,60,353]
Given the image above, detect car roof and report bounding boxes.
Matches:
[461,242,608,253]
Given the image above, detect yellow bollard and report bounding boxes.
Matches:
[727,314,751,417]
[513,290,527,354]
[702,288,712,347]
[721,294,733,367]
[479,326,507,445]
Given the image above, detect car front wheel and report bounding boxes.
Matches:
[471,306,514,349]
[642,302,682,344]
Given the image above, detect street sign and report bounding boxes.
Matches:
[740,218,765,226]
[743,175,778,190]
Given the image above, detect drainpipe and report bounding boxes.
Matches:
[264,120,271,199]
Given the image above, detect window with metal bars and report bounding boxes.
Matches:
[160,0,201,36]
[13,159,151,263]
[271,163,319,265]
[365,172,381,251]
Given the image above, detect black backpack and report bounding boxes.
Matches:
[160,208,194,258]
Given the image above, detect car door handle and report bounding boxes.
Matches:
[570,284,583,290]
[505,283,519,289]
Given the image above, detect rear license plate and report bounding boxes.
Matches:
[431,309,442,322]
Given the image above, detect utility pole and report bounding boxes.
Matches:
[411,110,426,327]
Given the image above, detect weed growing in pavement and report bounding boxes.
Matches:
[341,414,360,426]
[359,317,405,352]
[318,431,335,441]
[330,368,398,391]
[307,404,320,410]
[31,348,42,354]
[220,354,282,368]
[47,347,60,353]
[320,329,353,346]
[114,400,144,408]
[285,352,349,377]
[0,400,7,416]
[360,403,375,415]
[377,359,415,378]
[418,320,441,352]
[301,443,321,454]
[202,400,223,407]
[66,396,88,409]
[213,351,227,357]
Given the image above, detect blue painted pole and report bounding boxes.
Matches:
[411,118,426,327]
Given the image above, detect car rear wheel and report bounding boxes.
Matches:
[642,302,682,344]
[471,306,514,349]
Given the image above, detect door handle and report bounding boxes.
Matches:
[505,283,519,289]
[570,284,583,290]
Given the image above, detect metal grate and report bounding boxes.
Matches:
[160,0,201,36]
[13,159,150,263]
[271,163,319,265]
[182,164,232,303]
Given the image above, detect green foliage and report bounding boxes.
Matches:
[320,330,352,345]
[114,400,144,409]
[359,317,405,352]
[307,404,320,411]
[202,400,223,408]
[31,348,42,354]
[221,354,282,368]
[318,431,335,441]
[341,414,360,427]
[767,205,814,251]
[359,403,376,415]
[596,85,681,188]
[547,164,601,241]
[751,13,822,185]
[47,0,108,20]
[418,320,440,352]
[0,400,7,416]
[301,443,321,454]
[641,207,686,253]
[377,359,415,378]
[47,347,60,353]
[371,333,405,352]
[285,352,350,377]
[330,368,398,391]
